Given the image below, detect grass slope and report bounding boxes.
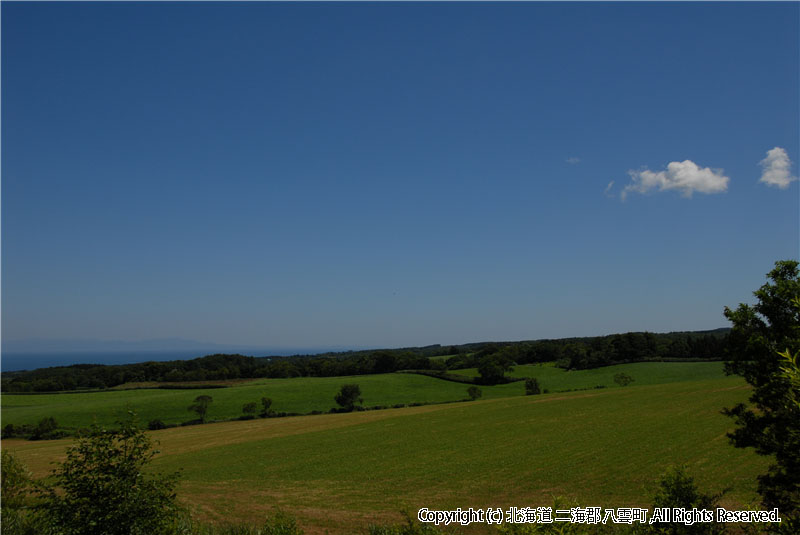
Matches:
[1,373,521,429]
[1,362,725,430]
[452,361,726,390]
[4,375,766,535]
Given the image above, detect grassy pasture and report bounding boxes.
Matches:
[4,375,766,535]
[1,373,522,429]
[452,361,726,390]
[1,362,726,430]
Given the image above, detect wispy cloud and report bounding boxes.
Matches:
[759,147,796,189]
[566,157,581,164]
[621,160,729,200]
[604,181,615,197]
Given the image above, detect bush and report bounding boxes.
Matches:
[242,401,258,417]
[477,357,506,385]
[43,412,181,535]
[260,397,273,418]
[188,395,213,423]
[649,466,726,535]
[335,384,363,412]
[1,450,50,535]
[467,386,482,400]
[525,378,541,395]
[29,416,65,440]
[148,419,167,430]
[613,373,634,387]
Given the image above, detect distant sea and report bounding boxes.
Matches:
[1,348,348,372]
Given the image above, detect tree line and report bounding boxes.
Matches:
[1,330,728,393]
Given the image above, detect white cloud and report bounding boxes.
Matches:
[759,147,796,189]
[621,160,729,200]
[566,157,581,164]
[604,181,615,197]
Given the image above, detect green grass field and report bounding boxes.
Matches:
[1,373,521,429]
[452,361,726,390]
[3,375,765,535]
[1,362,726,430]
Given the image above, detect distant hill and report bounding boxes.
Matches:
[1,328,731,392]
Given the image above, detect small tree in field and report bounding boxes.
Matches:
[525,378,542,395]
[613,372,634,387]
[43,412,180,535]
[260,396,273,417]
[242,402,258,417]
[335,384,362,412]
[477,357,507,385]
[188,395,212,422]
[467,386,482,400]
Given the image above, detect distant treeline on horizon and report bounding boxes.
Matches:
[1,329,730,393]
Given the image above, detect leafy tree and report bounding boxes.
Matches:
[30,416,60,440]
[778,347,800,410]
[335,384,363,411]
[613,372,634,387]
[723,260,800,518]
[260,396,273,418]
[467,386,482,400]
[477,356,507,385]
[649,466,726,535]
[525,378,542,395]
[242,401,258,417]
[188,394,213,423]
[43,412,180,535]
[147,419,167,430]
[1,450,44,534]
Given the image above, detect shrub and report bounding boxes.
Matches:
[148,419,167,430]
[188,395,213,423]
[613,373,634,387]
[467,386,482,400]
[650,466,726,535]
[260,397,273,418]
[30,416,63,440]
[335,384,363,412]
[43,412,181,535]
[525,378,542,395]
[242,401,258,417]
[1,450,50,535]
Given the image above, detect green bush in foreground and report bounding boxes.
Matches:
[43,412,181,535]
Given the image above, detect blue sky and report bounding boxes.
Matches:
[2,2,798,352]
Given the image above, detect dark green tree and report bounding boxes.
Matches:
[467,386,482,400]
[525,377,542,395]
[242,402,258,417]
[334,384,362,411]
[30,416,59,440]
[1,450,48,534]
[723,260,800,518]
[649,466,725,535]
[477,356,508,385]
[260,396,273,418]
[188,394,213,423]
[43,413,180,535]
[614,372,634,387]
